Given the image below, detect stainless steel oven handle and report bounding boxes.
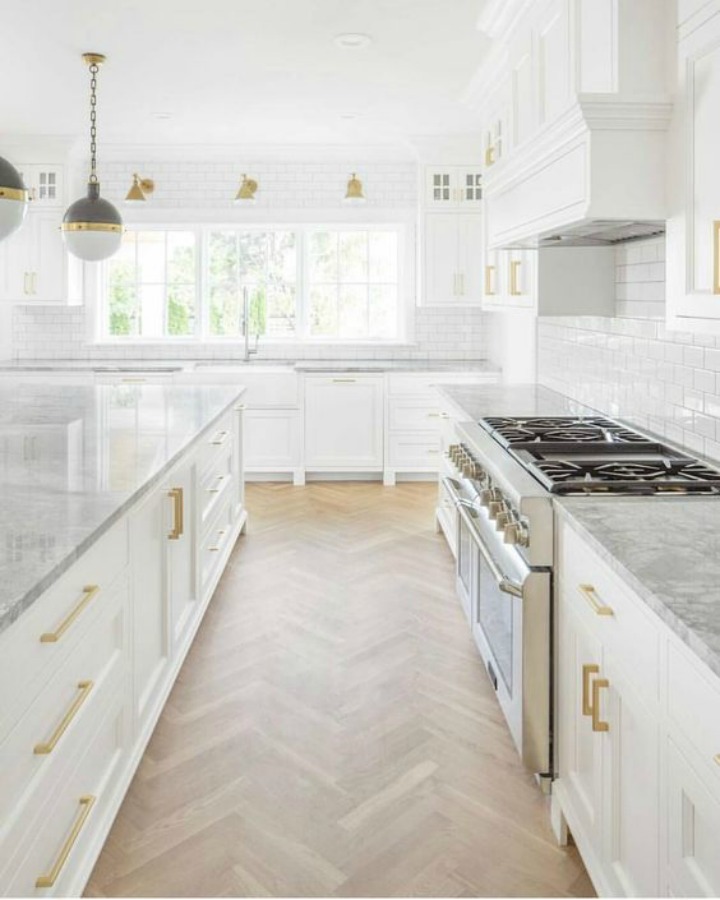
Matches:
[443,478,524,600]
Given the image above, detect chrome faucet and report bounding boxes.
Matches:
[242,286,259,362]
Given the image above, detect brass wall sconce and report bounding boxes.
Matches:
[235,174,258,203]
[125,173,155,202]
[344,172,366,205]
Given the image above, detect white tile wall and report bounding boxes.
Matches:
[538,237,720,460]
[10,157,493,363]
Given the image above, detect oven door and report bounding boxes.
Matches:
[446,481,551,778]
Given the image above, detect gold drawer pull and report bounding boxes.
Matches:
[484,265,496,296]
[211,430,229,446]
[40,585,100,643]
[427,412,440,418]
[439,412,450,420]
[34,681,93,755]
[208,529,227,553]
[578,583,614,617]
[591,678,610,732]
[582,664,599,716]
[167,487,184,540]
[427,449,440,455]
[234,404,246,411]
[36,795,96,888]
[206,475,225,495]
[509,260,522,296]
[332,378,357,383]
[714,753,720,767]
[120,377,146,384]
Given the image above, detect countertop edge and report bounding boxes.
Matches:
[554,501,720,680]
[0,387,246,637]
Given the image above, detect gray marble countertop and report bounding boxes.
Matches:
[0,359,499,375]
[436,383,601,420]
[0,382,245,637]
[556,498,720,679]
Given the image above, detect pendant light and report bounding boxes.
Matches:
[62,53,122,262]
[0,156,28,241]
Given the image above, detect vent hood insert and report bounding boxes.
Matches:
[507,220,666,250]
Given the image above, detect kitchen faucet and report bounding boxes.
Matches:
[242,286,259,362]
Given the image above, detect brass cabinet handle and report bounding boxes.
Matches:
[332,378,357,383]
[714,753,720,767]
[484,265,496,296]
[206,475,225,495]
[578,583,614,617]
[211,430,229,446]
[591,678,610,732]
[234,404,246,411]
[40,585,100,644]
[167,487,184,540]
[34,681,93,755]
[582,664,599,716]
[714,221,720,294]
[458,273,465,296]
[485,144,495,167]
[439,412,450,420]
[427,412,440,418]
[509,260,523,296]
[209,529,228,553]
[36,795,96,888]
[120,377,147,384]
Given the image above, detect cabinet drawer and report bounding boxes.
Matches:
[0,577,128,837]
[200,500,235,596]
[0,520,129,736]
[388,399,442,432]
[197,412,234,473]
[667,642,720,791]
[387,374,442,399]
[0,690,127,898]
[559,523,660,703]
[388,433,441,469]
[198,444,233,530]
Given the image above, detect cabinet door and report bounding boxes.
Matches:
[557,601,604,851]
[423,213,460,305]
[244,409,300,470]
[164,466,197,653]
[602,655,660,897]
[668,6,720,325]
[305,376,384,468]
[456,168,483,207]
[425,167,455,208]
[483,78,511,169]
[18,164,64,206]
[130,487,170,735]
[457,215,484,303]
[510,31,536,150]
[29,212,67,303]
[536,0,571,129]
[667,739,720,897]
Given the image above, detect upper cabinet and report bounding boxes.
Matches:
[667,1,720,331]
[424,166,483,209]
[17,164,65,207]
[468,0,672,250]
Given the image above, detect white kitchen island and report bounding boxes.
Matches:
[0,381,246,897]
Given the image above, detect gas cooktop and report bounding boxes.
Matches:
[479,415,720,495]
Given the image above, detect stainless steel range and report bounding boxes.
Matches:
[438,412,720,790]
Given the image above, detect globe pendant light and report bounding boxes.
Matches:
[62,53,122,262]
[0,156,28,241]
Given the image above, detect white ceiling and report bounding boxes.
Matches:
[4,0,488,150]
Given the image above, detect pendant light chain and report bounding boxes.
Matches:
[89,62,99,185]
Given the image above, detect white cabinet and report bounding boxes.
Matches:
[667,2,720,331]
[555,520,720,898]
[305,375,384,470]
[423,213,484,306]
[245,409,301,471]
[17,164,64,207]
[424,166,482,209]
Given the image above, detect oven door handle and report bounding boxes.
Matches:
[443,477,524,599]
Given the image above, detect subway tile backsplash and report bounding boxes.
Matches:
[538,239,720,461]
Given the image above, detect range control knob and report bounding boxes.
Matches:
[488,500,503,519]
[496,511,511,531]
[504,521,530,547]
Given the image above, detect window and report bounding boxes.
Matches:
[105,230,196,338]
[307,229,399,340]
[102,225,404,342]
[207,230,297,339]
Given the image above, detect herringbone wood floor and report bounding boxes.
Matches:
[86,483,593,898]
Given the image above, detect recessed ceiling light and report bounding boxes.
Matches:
[334,33,373,49]
[153,112,172,121]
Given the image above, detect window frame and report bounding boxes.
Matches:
[97,221,410,345]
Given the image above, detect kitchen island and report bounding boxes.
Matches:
[0,381,246,897]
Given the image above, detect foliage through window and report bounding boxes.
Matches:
[103,226,402,342]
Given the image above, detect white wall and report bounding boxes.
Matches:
[538,237,720,461]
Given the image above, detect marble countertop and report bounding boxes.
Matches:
[0,359,499,375]
[436,383,601,420]
[0,382,244,637]
[556,498,720,679]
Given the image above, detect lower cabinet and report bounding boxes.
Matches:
[305,375,384,470]
[0,402,247,897]
[555,521,720,898]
